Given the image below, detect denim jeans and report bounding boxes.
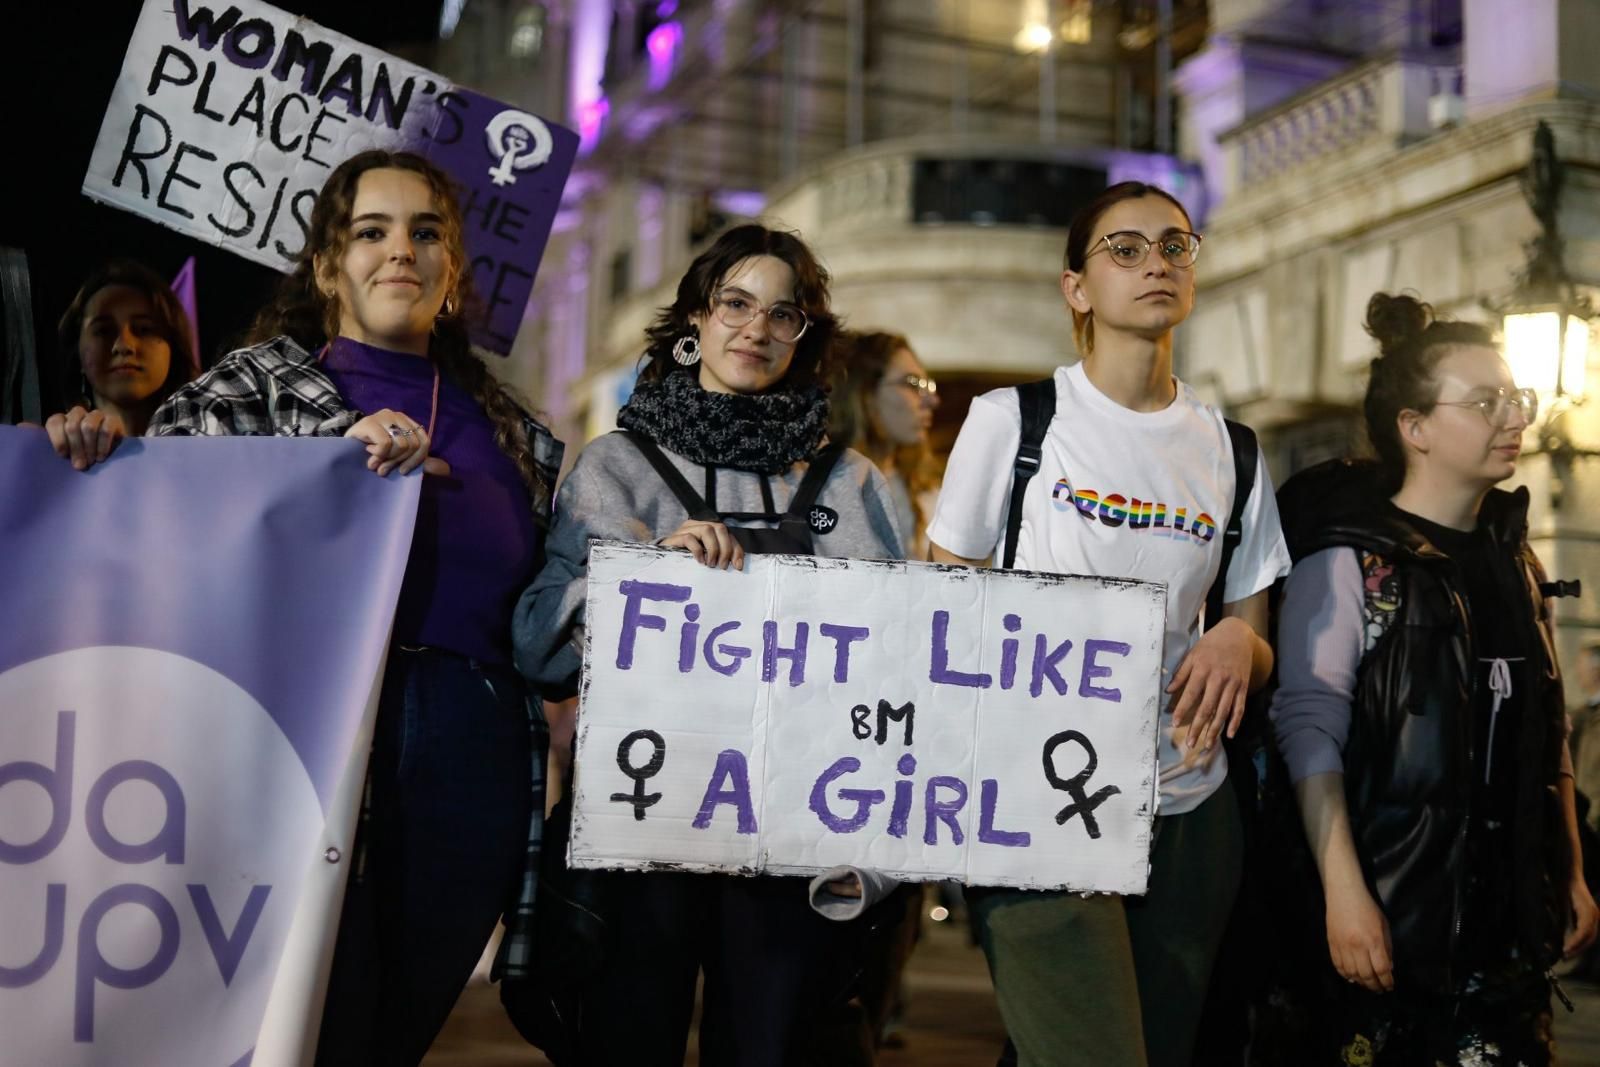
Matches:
[314,648,535,1067]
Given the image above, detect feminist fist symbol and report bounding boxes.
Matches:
[1042,730,1121,839]
[485,109,554,187]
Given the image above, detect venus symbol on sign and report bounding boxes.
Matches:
[1042,730,1120,839]
[611,730,667,820]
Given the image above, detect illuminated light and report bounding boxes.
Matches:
[646,22,683,90]
[1014,22,1052,53]
[716,190,767,217]
[1061,0,1093,44]
[568,0,611,156]
[1562,316,1590,399]
[578,97,611,149]
[510,12,544,60]
[929,905,950,922]
[1503,310,1578,399]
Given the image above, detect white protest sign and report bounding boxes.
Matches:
[81,0,577,355]
[570,542,1167,894]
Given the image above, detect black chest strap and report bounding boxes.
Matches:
[1204,419,1258,631]
[1003,378,1057,570]
[621,431,719,522]
[622,431,847,553]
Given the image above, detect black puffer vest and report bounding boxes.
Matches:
[1278,459,1570,988]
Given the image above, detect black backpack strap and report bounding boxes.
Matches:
[1205,419,1258,632]
[620,431,720,523]
[774,442,847,546]
[787,442,847,516]
[1002,379,1057,570]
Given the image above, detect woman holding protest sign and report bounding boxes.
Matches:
[41,259,197,462]
[513,223,904,1066]
[1269,293,1597,1062]
[124,149,561,1065]
[924,181,1291,1067]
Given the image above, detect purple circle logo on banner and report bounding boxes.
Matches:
[0,647,322,1064]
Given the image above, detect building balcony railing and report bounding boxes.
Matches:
[766,134,1206,238]
[1218,53,1462,194]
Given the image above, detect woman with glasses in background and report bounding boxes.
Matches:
[514,223,903,1066]
[828,329,941,559]
[925,181,1291,1066]
[1271,292,1597,1063]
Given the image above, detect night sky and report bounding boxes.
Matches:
[8,0,444,414]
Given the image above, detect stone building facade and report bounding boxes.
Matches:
[434,0,1600,667]
[1176,0,1600,675]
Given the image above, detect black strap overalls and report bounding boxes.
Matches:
[621,430,846,555]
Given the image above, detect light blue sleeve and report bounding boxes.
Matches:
[1269,546,1365,782]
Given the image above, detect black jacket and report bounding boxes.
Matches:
[1277,459,1570,987]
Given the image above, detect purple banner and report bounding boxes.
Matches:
[0,428,420,1062]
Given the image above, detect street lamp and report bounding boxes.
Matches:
[1503,306,1588,400]
[1493,122,1596,505]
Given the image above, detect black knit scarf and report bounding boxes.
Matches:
[617,369,830,474]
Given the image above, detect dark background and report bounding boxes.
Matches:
[8,0,443,413]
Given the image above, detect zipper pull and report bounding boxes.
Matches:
[1549,971,1576,1013]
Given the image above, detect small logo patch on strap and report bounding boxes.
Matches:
[808,505,839,535]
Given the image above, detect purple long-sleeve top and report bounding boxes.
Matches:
[322,337,538,665]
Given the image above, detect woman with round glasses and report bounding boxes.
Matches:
[828,329,942,558]
[1271,292,1597,1062]
[514,223,904,1065]
[925,181,1290,1066]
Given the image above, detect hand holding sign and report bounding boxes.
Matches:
[661,518,747,571]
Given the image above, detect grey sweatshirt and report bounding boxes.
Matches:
[513,430,905,695]
[513,431,906,916]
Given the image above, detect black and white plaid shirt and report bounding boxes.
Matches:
[150,335,562,978]
[149,335,359,437]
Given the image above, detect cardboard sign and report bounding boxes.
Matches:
[570,543,1167,894]
[82,0,578,355]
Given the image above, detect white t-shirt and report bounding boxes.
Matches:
[926,362,1292,814]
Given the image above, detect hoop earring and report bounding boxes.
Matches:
[672,331,701,366]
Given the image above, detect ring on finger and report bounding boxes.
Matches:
[387,423,416,438]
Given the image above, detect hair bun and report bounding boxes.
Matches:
[1364,292,1432,353]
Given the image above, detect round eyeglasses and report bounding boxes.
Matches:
[711,289,810,344]
[1433,387,1538,426]
[1088,230,1203,270]
[897,374,938,399]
